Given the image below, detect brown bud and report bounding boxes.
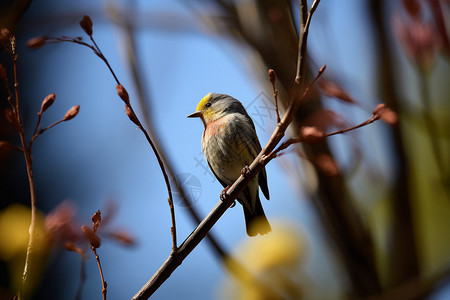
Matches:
[65,241,85,256]
[319,80,356,104]
[125,104,139,126]
[27,37,47,49]
[5,108,19,130]
[91,210,101,232]
[116,84,129,104]
[372,104,398,125]
[380,110,398,125]
[299,126,325,144]
[0,63,6,80]
[315,154,339,177]
[63,105,80,121]
[79,15,93,36]
[81,225,101,248]
[268,69,276,85]
[0,141,12,150]
[372,104,385,118]
[39,93,56,115]
[109,230,135,246]
[319,64,327,73]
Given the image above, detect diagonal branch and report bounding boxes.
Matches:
[132,62,326,299]
[132,2,323,298]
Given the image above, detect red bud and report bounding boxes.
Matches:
[63,105,80,121]
[40,93,55,115]
[0,141,12,150]
[81,225,101,248]
[79,15,93,36]
[316,154,339,177]
[268,69,276,85]
[27,37,47,49]
[65,241,85,256]
[300,126,325,144]
[91,210,101,232]
[109,230,135,246]
[116,84,129,104]
[372,104,398,125]
[125,105,139,126]
[319,80,356,104]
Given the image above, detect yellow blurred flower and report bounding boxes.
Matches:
[238,220,305,272]
[219,220,308,300]
[0,204,48,294]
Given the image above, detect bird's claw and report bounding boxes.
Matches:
[220,186,236,207]
[241,165,252,178]
[220,186,230,202]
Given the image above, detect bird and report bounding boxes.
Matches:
[187,92,271,236]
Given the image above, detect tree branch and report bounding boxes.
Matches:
[42,24,179,250]
[132,61,325,300]
[295,0,321,84]
[132,2,324,298]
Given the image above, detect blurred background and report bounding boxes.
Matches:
[0,0,449,299]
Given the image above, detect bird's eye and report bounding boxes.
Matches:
[205,102,211,108]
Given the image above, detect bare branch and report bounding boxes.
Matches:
[38,17,179,250]
[268,69,281,123]
[91,247,107,300]
[9,34,40,297]
[168,198,177,252]
[295,0,321,85]
[132,62,327,300]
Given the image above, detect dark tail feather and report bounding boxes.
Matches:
[242,194,271,237]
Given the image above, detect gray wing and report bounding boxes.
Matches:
[243,113,270,200]
[207,160,228,189]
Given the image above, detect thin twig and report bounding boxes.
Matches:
[268,69,281,123]
[266,113,382,162]
[295,0,321,85]
[167,198,177,251]
[32,113,43,140]
[325,115,378,138]
[47,32,178,249]
[91,247,107,300]
[29,119,64,145]
[10,37,38,299]
[90,36,120,85]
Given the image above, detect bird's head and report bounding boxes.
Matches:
[187,93,245,127]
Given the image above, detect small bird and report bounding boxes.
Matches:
[187,93,271,236]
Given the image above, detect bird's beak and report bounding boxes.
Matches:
[187,111,202,118]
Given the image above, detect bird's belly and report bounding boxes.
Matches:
[202,128,252,185]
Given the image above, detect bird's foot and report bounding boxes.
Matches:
[241,165,252,178]
[220,186,236,208]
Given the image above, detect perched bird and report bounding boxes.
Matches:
[187,93,271,236]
